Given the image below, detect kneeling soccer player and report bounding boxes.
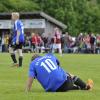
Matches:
[26,53,93,92]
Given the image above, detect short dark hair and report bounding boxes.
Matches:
[31,54,40,61]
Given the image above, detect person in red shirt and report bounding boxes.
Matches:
[31,33,42,53]
[52,27,62,55]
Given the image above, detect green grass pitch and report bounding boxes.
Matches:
[0,53,100,100]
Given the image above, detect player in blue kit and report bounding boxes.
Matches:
[26,53,93,92]
[9,12,24,67]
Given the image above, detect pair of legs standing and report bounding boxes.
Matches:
[9,44,23,67]
[52,43,62,55]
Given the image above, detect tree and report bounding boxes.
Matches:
[0,0,39,12]
[0,0,100,35]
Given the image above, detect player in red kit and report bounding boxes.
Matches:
[52,28,62,55]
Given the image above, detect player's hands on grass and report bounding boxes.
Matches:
[25,77,33,93]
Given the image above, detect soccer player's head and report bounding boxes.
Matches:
[31,54,40,61]
[11,12,20,21]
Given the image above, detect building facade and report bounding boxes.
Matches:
[0,12,67,37]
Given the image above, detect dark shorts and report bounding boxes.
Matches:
[10,42,24,51]
[56,76,79,92]
[14,43,24,50]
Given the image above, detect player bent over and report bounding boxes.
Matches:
[9,12,24,67]
[26,53,93,92]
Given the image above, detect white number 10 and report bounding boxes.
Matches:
[41,59,57,73]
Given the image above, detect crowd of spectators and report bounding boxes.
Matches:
[23,31,100,54]
[62,32,100,54]
[0,30,100,54]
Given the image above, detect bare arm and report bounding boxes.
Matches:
[25,77,34,92]
[16,30,20,44]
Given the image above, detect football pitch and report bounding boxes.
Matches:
[0,53,100,100]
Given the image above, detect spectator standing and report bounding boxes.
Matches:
[31,33,42,53]
[52,27,62,55]
[96,34,100,53]
[89,33,96,53]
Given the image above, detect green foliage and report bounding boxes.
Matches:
[0,0,39,12]
[0,0,100,35]
[34,0,100,35]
